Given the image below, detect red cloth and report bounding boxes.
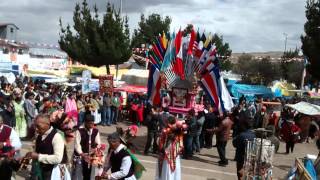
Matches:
[172,58,185,80]
[187,28,196,55]
[137,104,144,122]
[281,122,300,142]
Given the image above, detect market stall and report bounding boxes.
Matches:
[230,84,274,102]
[244,128,275,180]
[284,101,320,179]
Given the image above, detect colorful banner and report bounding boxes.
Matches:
[82,70,91,94]
[99,75,114,94]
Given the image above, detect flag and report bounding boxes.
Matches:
[162,32,168,49]
[201,32,206,43]
[156,37,165,57]
[201,61,234,113]
[149,51,161,66]
[187,28,196,55]
[149,55,160,69]
[201,71,221,111]
[152,43,163,61]
[147,64,161,105]
[203,34,212,50]
[173,30,185,80]
[161,33,176,71]
[175,30,182,55]
[219,76,234,112]
[199,45,216,67]
[193,30,202,58]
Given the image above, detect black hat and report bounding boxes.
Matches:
[107,132,121,142]
[84,114,95,122]
[108,132,127,145]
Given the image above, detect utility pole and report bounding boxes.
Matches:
[120,0,123,14]
[115,0,123,85]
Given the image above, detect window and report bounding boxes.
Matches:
[10,28,14,33]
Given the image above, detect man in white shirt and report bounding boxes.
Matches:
[0,114,22,180]
[73,114,101,180]
[26,114,67,180]
[102,132,136,180]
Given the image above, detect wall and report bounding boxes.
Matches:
[0,27,7,40]
[0,25,18,41]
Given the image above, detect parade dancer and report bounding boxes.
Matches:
[102,132,136,180]
[73,114,101,180]
[0,114,22,180]
[156,116,187,180]
[26,114,67,180]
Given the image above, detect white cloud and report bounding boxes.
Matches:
[0,0,307,52]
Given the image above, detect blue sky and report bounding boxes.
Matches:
[0,0,307,52]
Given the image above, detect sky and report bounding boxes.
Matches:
[0,0,307,52]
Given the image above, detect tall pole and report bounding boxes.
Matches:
[283,33,288,52]
[300,55,307,96]
[115,0,123,85]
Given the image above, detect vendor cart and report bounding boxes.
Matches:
[244,129,275,180]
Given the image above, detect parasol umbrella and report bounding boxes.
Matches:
[285,101,320,116]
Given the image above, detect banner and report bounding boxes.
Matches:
[82,70,91,94]
[99,75,114,94]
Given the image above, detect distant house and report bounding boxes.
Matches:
[0,23,19,41]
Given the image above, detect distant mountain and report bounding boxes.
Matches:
[230,51,284,63]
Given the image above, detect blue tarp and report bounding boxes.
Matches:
[227,79,238,86]
[230,84,273,101]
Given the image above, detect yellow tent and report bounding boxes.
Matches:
[272,81,296,97]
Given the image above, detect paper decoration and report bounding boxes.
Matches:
[172,88,188,108]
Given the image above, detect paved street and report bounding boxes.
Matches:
[17,122,319,180]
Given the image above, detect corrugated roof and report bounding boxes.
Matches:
[29,48,68,58]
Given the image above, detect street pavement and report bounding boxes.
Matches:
[17,122,319,180]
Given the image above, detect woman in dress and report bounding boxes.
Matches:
[12,88,27,138]
[65,92,78,125]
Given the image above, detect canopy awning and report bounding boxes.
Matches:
[285,101,320,116]
[114,84,147,94]
[230,84,273,101]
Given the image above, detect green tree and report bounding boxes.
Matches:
[280,48,305,87]
[183,24,194,37]
[131,13,171,48]
[257,57,281,85]
[287,61,304,87]
[59,0,131,74]
[281,48,300,80]
[301,0,320,80]
[233,53,254,83]
[211,34,233,71]
[234,54,281,85]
